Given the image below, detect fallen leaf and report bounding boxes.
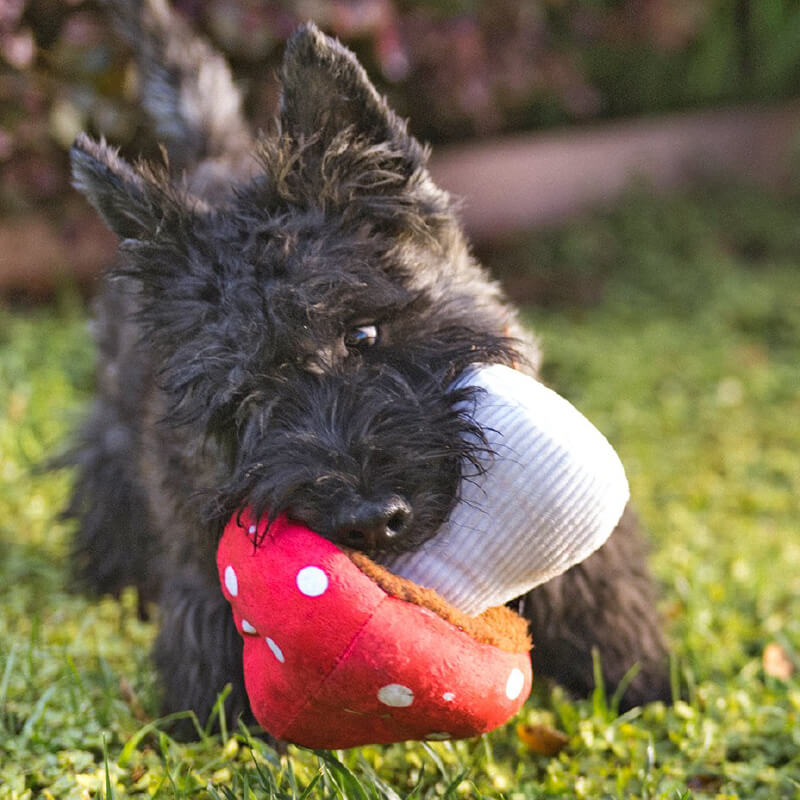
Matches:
[516,722,569,756]
[763,642,794,681]
[687,773,723,792]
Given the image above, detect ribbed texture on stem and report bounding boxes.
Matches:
[382,365,629,615]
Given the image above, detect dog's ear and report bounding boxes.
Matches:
[280,22,422,163]
[70,133,162,240]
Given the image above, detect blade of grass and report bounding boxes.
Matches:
[420,742,449,782]
[403,764,426,800]
[205,683,233,740]
[103,735,115,800]
[158,730,182,798]
[298,771,323,800]
[0,644,18,732]
[118,710,204,766]
[591,647,608,718]
[355,757,403,800]
[610,662,642,716]
[315,750,371,800]
[669,652,682,706]
[19,682,58,743]
[442,769,470,799]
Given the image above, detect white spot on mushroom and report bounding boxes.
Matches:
[266,637,285,663]
[505,667,525,700]
[442,692,455,702]
[224,565,238,597]
[377,683,414,707]
[241,619,256,635]
[296,566,329,597]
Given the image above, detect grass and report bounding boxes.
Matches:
[2,179,800,798]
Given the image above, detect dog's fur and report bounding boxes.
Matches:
[65,0,671,732]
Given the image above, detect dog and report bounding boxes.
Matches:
[65,0,671,734]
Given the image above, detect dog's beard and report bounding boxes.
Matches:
[204,362,492,555]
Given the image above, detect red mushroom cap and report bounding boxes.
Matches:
[217,511,532,748]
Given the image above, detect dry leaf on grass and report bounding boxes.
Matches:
[763,642,794,681]
[516,723,569,756]
[687,773,724,793]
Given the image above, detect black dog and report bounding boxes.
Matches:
[65,0,670,732]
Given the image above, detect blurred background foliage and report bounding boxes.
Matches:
[3,0,800,218]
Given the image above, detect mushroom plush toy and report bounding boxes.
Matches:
[218,512,532,748]
[217,364,630,748]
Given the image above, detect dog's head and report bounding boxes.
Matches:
[71,23,523,553]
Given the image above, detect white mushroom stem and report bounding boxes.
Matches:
[381,364,630,616]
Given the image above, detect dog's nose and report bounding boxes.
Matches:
[333,496,413,551]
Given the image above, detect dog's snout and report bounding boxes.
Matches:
[334,496,413,552]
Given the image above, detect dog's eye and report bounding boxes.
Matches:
[344,324,378,349]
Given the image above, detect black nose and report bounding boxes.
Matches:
[333,496,413,551]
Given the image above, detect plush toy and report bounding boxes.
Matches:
[217,364,630,748]
[217,511,533,748]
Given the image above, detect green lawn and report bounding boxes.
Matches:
[1,181,799,798]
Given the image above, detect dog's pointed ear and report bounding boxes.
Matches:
[280,22,422,161]
[70,133,160,240]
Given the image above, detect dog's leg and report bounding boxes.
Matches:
[65,402,159,612]
[154,567,250,736]
[63,283,161,615]
[520,506,672,709]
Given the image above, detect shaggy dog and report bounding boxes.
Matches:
[65,0,670,732]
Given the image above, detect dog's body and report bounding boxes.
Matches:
[66,0,670,731]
